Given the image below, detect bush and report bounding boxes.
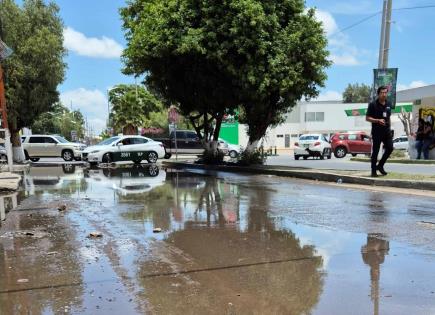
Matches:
[239,147,268,165]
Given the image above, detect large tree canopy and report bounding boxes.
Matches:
[121,0,330,158]
[0,0,66,160]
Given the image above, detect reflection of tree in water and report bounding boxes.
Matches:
[137,175,324,314]
[0,212,84,314]
[361,233,390,315]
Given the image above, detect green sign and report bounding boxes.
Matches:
[219,110,239,144]
[345,103,412,117]
[372,68,398,109]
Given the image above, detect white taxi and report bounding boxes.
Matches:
[82,135,166,165]
[294,134,332,160]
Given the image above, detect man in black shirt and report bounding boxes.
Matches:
[366,86,394,177]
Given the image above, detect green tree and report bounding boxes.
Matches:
[109,84,165,135]
[342,83,371,103]
[121,0,330,160]
[0,0,66,161]
[121,0,241,157]
[31,103,85,140]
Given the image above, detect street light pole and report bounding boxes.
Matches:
[378,0,393,68]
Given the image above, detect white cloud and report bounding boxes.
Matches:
[60,88,108,134]
[397,81,428,91]
[314,90,343,101]
[313,10,365,67]
[63,27,123,59]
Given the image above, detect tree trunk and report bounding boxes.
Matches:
[9,120,25,162]
[244,140,259,154]
[122,124,137,135]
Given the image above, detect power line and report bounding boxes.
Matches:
[328,4,435,38]
[329,11,381,38]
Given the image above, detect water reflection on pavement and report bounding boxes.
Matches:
[0,164,435,314]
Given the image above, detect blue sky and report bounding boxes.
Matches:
[50,0,435,133]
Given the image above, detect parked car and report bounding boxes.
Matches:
[218,138,242,158]
[22,135,86,162]
[331,132,372,158]
[393,135,409,150]
[153,130,203,156]
[294,134,332,160]
[82,135,165,165]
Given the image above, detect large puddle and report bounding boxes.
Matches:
[1,164,435,314]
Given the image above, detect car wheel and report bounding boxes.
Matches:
[24,150,30,160]
[351,153,357,157]
[334,147,347,158]
[62,164,76,174]
[62,150,74,161]
[146,151,158,163]
[148,164,160,177]
[229,150,238,158]
[164,152,172,159]
[30,157,40,162]
[102,153,112,163]
[0,154,7,162]
[294,155,300,160]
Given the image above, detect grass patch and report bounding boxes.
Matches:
[350,157,435,165]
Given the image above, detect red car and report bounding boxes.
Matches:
[331,132,372,158]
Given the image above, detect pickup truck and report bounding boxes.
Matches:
[153,130,229,157]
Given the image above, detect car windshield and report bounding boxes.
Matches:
[54,136,69,143]
[96,137,120,146]
[299,135,319,141]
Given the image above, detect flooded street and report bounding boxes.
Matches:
[1,165,435,314]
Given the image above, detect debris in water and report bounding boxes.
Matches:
[58,204,67,211]
[17,279,29,283]
[88,231,103,238]
[153,228,162,233]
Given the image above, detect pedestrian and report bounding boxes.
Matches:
[365,86,394,177]
[422,120,433,159]
[415,118,425,159]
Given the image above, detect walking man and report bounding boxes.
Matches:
[366,86,394,177]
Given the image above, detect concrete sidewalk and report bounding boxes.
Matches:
[162,160,435,192]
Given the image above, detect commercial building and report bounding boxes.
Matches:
[238,85,435,152]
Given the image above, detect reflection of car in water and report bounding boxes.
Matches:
[85,165,166,195]
[24,165,82,192]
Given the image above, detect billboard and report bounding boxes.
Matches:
[371,68,398,109]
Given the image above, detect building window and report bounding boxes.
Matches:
[304,112,324,122]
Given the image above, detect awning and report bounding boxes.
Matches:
[345,103,413,117]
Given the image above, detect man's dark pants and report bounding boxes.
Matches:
[371,131,394,172]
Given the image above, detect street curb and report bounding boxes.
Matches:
[162,161,435,192]
[350,157,435,165]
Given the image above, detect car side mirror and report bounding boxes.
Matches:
[117,143,123,146]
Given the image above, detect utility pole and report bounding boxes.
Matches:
[378,0,393,68]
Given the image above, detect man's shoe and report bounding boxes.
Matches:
[377,165,387,176]
[371,171,378,177]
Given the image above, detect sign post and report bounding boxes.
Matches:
[371,68,398,109]
[168,107,179,160]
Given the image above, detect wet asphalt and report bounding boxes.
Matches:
[1,164,435,314]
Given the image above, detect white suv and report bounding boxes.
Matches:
[294,134,332,160]
[22,135,86,162]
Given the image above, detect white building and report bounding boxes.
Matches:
[239,101,408,151]
[238,85,435,152]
